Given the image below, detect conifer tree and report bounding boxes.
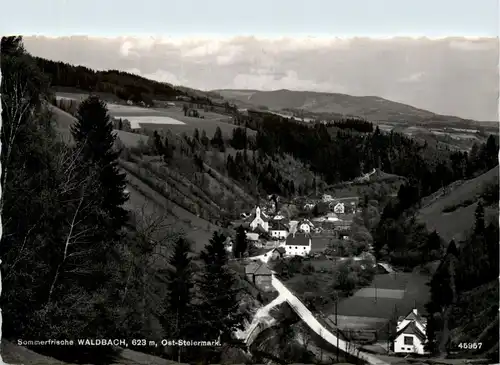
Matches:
[71,95,128,228]
[474,200,485,236]
[197,231,244,343]
[232,225,248,258]
[163,237,195,362]
[153,130,164,155]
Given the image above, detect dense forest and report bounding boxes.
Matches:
[33,56,216,106]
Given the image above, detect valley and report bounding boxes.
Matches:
[1,36,498,365]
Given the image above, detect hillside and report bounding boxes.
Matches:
[417,166,499,243]
[215,89,480,126]
[49,103,260,247]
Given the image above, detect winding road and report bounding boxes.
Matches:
[240,273,391,365]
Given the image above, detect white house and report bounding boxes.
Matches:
[322,194,334,202]
[246,232,259,242]
[273,214,285,221]
[269,222,289,240]
[248,206,270,232]
[284,232,312,257]
[224,237,233,253]
[394,309,427,355]
[248,247,285,263]
[297,219,314,234]
[333,202,345,214]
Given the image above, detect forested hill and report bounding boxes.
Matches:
[248,112,498,199]
[33,57,215,105]
[215,88,483,125]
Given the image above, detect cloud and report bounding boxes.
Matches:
[398,72,425,83]
[22,36,499,121]
[233,70,344,93]
[448,39,497,51]
[126,68,186,86]
[119,41,135,57]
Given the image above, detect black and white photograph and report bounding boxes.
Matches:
[0,2,499,364]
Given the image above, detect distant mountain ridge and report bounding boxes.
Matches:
[214,88,482,125]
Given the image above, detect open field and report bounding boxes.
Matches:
[115,130,149,147]
[311,236,333,252]
[55,92,255,137]
[333,273,429,322]
[353,288,405,299]
[50,104,149,148]
[331,315,388,331]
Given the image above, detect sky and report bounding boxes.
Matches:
[4,0,500,121]
[2,0,499,37]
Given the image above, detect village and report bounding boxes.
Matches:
[225,193,430,358]
[226,194,362,259]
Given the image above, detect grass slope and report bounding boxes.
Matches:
[417,166,499,243]
[215,89,479,125]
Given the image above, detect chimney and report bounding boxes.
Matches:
[413,308,418,315]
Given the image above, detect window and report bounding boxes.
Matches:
[404,336,414,346]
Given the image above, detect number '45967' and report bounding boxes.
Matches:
[457,343,482,350]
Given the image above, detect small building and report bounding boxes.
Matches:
[248,206,270,232]
[284,232,312,257]
[224,237,233,253]
[245,262,273,292]
[328,197,360,214]
[332,202,345,214]
[246,232,259,241]
[251,224,268,236]
[303,203,315,210]
[394,309,427,355]
[269,222,289,240]
[322,194,334,202]
[297,219,314,234]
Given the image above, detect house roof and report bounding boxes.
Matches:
[286,232,311,246]
[254,263,272,276]
[274,247,286,254]
[270,222,289,231]
[248,206,270,222]
[245,262,260,274]
[298,219,314,227]
[251,225,267,234]
[331,197,360,205]
[396,321,426,343]
[245,261,271,276]
[400,309,426,326]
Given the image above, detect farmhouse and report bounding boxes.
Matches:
[245,262,273,292]
[284,232,312,257]
[248,206,270,232]
[394,309,427,355]
[269,221,289,239]
[328,197,360,214]
[296,219,314,234]
[322,194,334,202]
[248,247,285,263]
[332,202,345,214]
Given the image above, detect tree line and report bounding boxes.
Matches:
[34,56,214,106]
